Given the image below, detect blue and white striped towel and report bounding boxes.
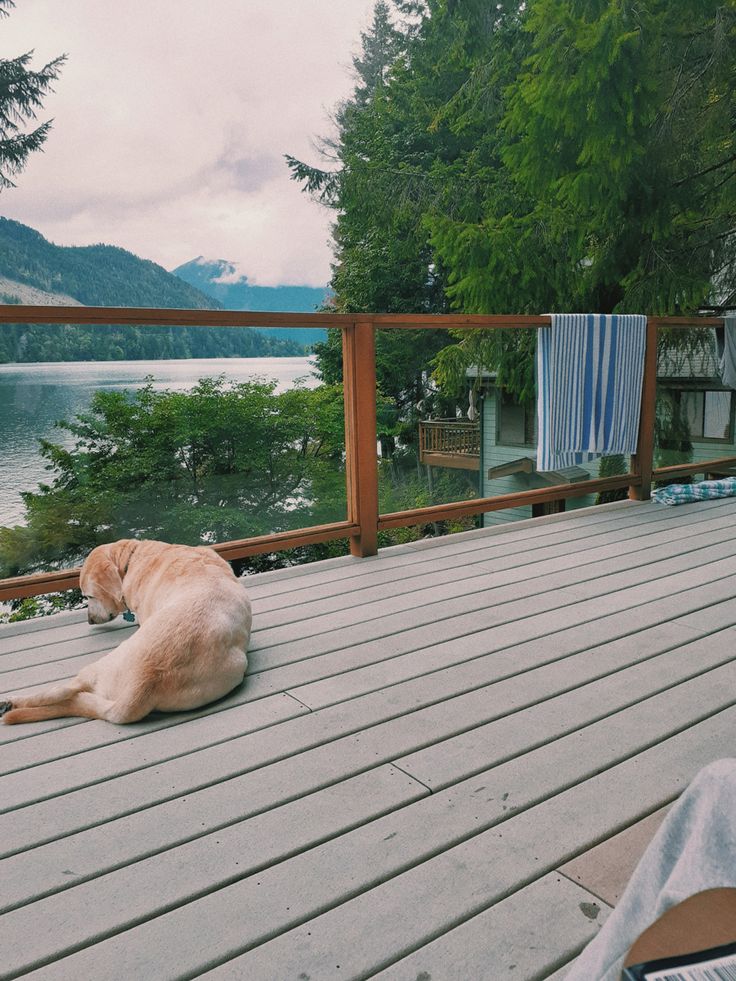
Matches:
[536,313,647,472]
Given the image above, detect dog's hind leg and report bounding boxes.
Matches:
[1,679,90,724]
[3,678,86,710]
[0,680,132,725]
[1,701,87,724]
[0,690,153,726]
[1,678,88,723]
[87,691,153,725]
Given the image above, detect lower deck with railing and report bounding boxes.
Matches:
[2,495,736,978]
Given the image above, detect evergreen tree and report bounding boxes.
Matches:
[0,0,65,190]
[425,0,736,318]
[351,0,404,108]
[287,1,453,426]
[297,0,735,408]
[388,1,734,400]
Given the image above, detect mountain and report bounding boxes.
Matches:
[0,219,306,362]
[0,217,216,309]
[173,257,329,346]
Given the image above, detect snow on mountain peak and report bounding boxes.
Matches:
[188,256,248,286]
[212,261,248,286]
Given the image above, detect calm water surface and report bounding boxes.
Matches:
[0,356,316,527]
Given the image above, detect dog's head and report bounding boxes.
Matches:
[80,540,136,624]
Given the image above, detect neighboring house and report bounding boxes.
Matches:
[475,379,604,527]
[655,341,735,468]
[418,329,736,528]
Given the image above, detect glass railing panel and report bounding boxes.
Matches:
[373,327,480,539]
[654,325,736,476]
[0,321,347,608]
[406,326,631,532]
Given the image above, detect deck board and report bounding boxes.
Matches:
[560,806,672,907]
[370,874,613,981]
[252,523,736,649]
[2,498,736,980]
[190,710,734,981]
[253,508,736,628]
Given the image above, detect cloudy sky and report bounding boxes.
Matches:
[1,0,377,286]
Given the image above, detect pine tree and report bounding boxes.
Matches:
[427,0,736,316]
[0,0,65,190]
[287,0,452,420]
[350,0,404,107]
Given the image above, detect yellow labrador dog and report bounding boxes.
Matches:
[0,539,252,725]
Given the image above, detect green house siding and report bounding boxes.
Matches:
[481,389,600,528]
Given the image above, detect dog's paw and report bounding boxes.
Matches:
[0,701,12,718]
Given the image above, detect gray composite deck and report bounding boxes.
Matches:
[2,496,736,980]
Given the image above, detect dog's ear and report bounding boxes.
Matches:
[81,544,126,607]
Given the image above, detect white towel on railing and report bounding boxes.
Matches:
[536,313,647,472]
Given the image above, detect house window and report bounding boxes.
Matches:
[664,389,733,441]
[497,390,535,446]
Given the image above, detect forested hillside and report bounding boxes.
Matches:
[0,219,305,361]
[0,217,213,307]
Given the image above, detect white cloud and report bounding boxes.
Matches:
[0,0,375,285]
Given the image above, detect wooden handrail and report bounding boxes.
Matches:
[0,307,723,328]
[419,420,480,459]
[653,457,736,480]
[0,306,726,601]
[647,316,725,327]
[0,521,361,602]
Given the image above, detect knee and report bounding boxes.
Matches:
[106,699,150,724]
[687,758,736,802]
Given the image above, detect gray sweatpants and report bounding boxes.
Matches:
[564,758,736,981]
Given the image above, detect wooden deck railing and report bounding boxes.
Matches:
[0,306,729,601]
[418,419,480,470]
[420,419,481,456]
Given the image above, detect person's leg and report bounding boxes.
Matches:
[565,758,736,981]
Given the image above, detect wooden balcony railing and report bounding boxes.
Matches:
[419,419,480,470]
[0,307,729,601]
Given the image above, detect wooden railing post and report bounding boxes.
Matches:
[630,319,658,501]
[342,320,379,556]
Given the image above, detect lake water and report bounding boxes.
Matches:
[0,356,316,528]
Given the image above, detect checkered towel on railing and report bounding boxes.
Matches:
[651,477,736,506]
